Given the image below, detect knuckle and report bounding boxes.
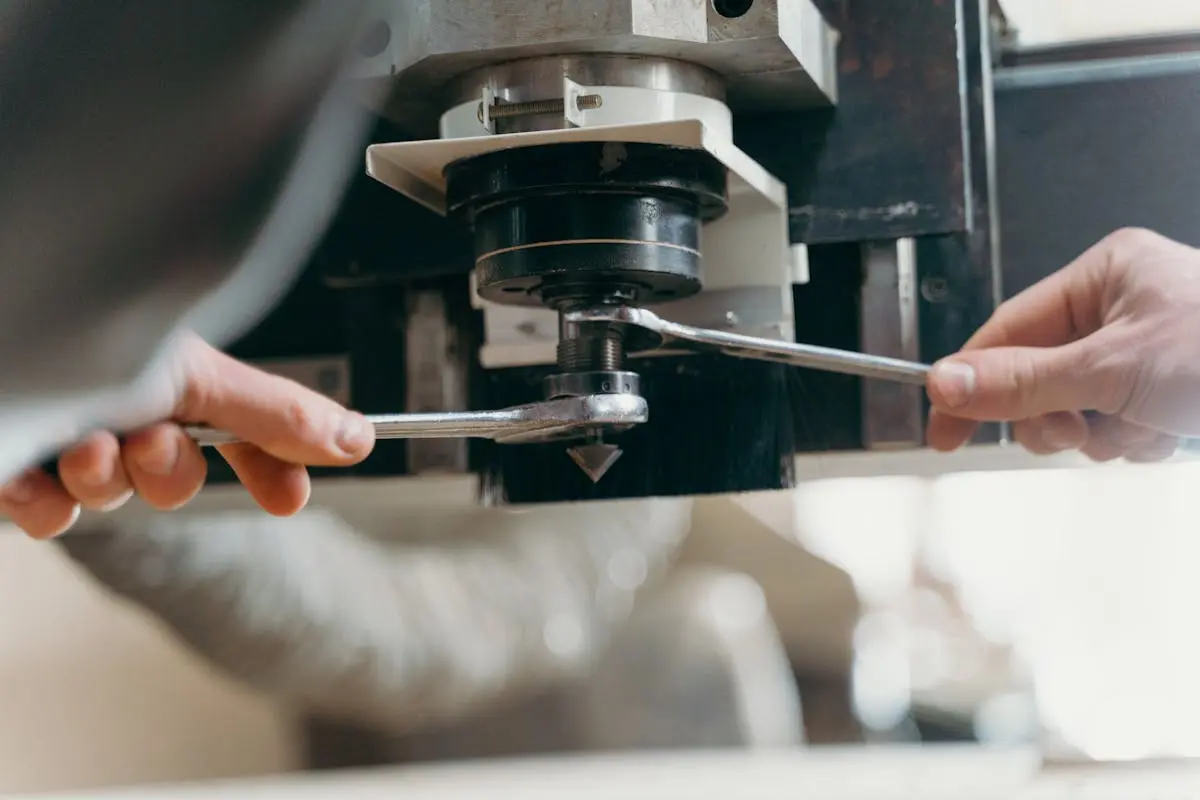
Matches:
[1104,225,1152,247]
[281,396,324,444]
[1009,349,1042,410]
[1104,227,1160,253]
[1079,339,1141,415]
[176,354,221,419]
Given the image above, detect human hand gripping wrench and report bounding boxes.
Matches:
[186,306,931,481]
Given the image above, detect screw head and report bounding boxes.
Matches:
[921,276,950,303]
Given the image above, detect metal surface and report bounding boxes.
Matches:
[566,442,625,483]
[186,393,648,447]
[544,371,641,400]
[448,55,725,135]
[860,240,924,449]
[404,289,470,473]
[556,335,627,373]
[358,0,838,136]
[566,306,931,386]
[916,0,1003,447]
[735,0,971,244]
[651,286,796,340]
[999,31,1200,68]
[477,93,603,128]
[995,51,1200,90]
[451,54,727,102]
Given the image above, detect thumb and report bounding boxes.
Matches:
[171,336,375,466]
[926,339,1122,421]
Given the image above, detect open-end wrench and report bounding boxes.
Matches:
[185,393,647,447]
[564,306,932,386]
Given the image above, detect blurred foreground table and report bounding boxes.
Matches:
[30,747,1200,799]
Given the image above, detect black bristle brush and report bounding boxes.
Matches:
[476,353,800,506]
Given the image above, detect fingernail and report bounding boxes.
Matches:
[96,489,135,513]
[136,437,179,475]
[2,476,35,504]
[44,504,82,539]
[931,361,975,409]
[337,413,373,454]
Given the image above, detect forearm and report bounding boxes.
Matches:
[60,499,691,734]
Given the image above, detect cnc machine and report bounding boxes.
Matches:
[210,0,1004,506]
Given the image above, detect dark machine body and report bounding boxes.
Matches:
[213,2,1200,503]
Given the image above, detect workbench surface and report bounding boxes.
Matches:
[31,747,1200,799]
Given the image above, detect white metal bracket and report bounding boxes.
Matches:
[563,76,587,128]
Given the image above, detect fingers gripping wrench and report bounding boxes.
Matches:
[185,308,930,447]
[185,393,648,447]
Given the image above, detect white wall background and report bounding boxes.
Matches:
[1002,0,1200,46]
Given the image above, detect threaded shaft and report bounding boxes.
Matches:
[557,336,623,372]
[494,98,563,118]
[476,94,603,123]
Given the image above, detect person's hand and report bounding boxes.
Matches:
[0,333,375,538]
[926,228,1200,461]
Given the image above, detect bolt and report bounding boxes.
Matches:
[477,94,603,124]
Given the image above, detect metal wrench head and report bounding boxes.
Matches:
[496,393,649,444]
[186,393,649,448]
[563,305,931,385]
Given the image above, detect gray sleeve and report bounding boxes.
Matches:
[0,1,376,482]
[59,499,692,734]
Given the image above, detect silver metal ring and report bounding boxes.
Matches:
[543,370,641,400]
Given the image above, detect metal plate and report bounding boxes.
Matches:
[734,0,971,244]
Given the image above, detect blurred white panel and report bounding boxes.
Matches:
[925,461,1200,761]
[793,476,926,606]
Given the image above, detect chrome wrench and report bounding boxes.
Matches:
[564,306,932,386]
[185,393,647,447]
